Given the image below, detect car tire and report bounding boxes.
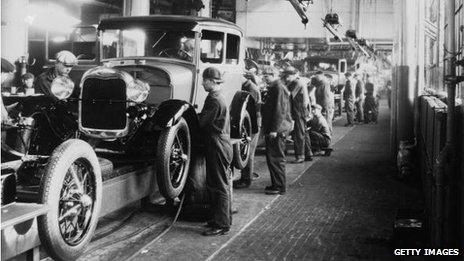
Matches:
[38,139,102,261]
[156,117,191,199]
[232,110,252,169]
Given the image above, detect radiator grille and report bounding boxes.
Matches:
[81,78,127,130]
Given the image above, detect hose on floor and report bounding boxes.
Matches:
[86,194,185,256]
[125,193,186,261]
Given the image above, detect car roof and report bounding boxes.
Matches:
[98,15,242,33]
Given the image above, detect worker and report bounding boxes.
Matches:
[282,67,312,163]
[234,69,262,189]
[343,72,356,126]
[313,71,335,133]
[261,68,293,195]
[19,73,35,95]
[35,50,77,99]
[363,74,379,124]
[354,73,365,123]
[307,104,332,156]
[198,67,233,236]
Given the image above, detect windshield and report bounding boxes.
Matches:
[100,28,196,62]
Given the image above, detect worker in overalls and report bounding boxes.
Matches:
[282,67,311,163]
[261,69,293,195]
[198,67,233,236]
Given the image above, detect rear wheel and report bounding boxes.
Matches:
[38,139,102,261]
[232,111,252,169]
[156,117,191,199]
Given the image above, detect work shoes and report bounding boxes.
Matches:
[233,180,251,189]
[324,148,333,156]
[265,185,275,191]
[305,155,313,161]
[291,158,304,164]
[202,227,230,236]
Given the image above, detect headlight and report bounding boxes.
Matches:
[51,76,75,100]
[127,79,150,103]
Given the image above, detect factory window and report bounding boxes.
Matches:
[200,30,224,64]
[47,26,97,61]
[455,0,464,97]
[423,0,444,92]
[225,34,240,64]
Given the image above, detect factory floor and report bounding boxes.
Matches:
[78,100,423,261]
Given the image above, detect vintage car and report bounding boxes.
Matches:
[305,57,347,116]
[1,15,257,261]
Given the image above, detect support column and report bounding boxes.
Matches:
[391,0,419,157]
[123,0,150,16]
[1,0,28,63]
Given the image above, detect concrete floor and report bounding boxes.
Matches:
[78,100,423,261]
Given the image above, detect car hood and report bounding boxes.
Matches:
[102,57,195,87]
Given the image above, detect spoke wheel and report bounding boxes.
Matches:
[232,110,252,169]
[38,139,102,261]
[157,117,191,199]
[58,159,96,245]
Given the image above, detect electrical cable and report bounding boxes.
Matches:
[85,194,186,258]
[91,209,140,241]
[85,211,170,254]
[125,194,186,261]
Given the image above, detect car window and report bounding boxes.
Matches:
[101,28,195,62]
[200,30,223,64]
[225,34,240,64]
[48,27,97,61]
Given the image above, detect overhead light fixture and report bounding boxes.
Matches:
[27,3,81,33]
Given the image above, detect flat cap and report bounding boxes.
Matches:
[203,67,224,83]
[56,50,78,66]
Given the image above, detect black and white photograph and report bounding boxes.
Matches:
[0,0,463,260]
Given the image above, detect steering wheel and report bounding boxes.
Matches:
[158,48,192,60]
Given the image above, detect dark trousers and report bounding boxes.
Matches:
[265,135,287,192]
[292,116,311,159]
[355,99,364,122]
[308,131,330,151]
[322,108,334,134]
[363,96,379,123]
[240,128,260,183]
[345,97,355,124]
[206,138,232,229]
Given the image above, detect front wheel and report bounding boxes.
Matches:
[232,110,252,169]
[156,117,191,199]
[38,139,102,261]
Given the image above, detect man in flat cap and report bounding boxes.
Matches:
[35,50,77,99]
[261,68,293,195]
[307,104,332,156]
[198,67,233,236]
[281,67,312,163]
[353,73,365,123]
[343,72,356,126]
[312,71,335,133]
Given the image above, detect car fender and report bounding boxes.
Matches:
[151,99,202,145]
[230,91,258,138]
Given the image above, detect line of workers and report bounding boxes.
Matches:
[0,51,379,238]
[199,65,338,236]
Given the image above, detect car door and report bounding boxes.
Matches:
[193,29,225,112]
[193,28,244,112]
